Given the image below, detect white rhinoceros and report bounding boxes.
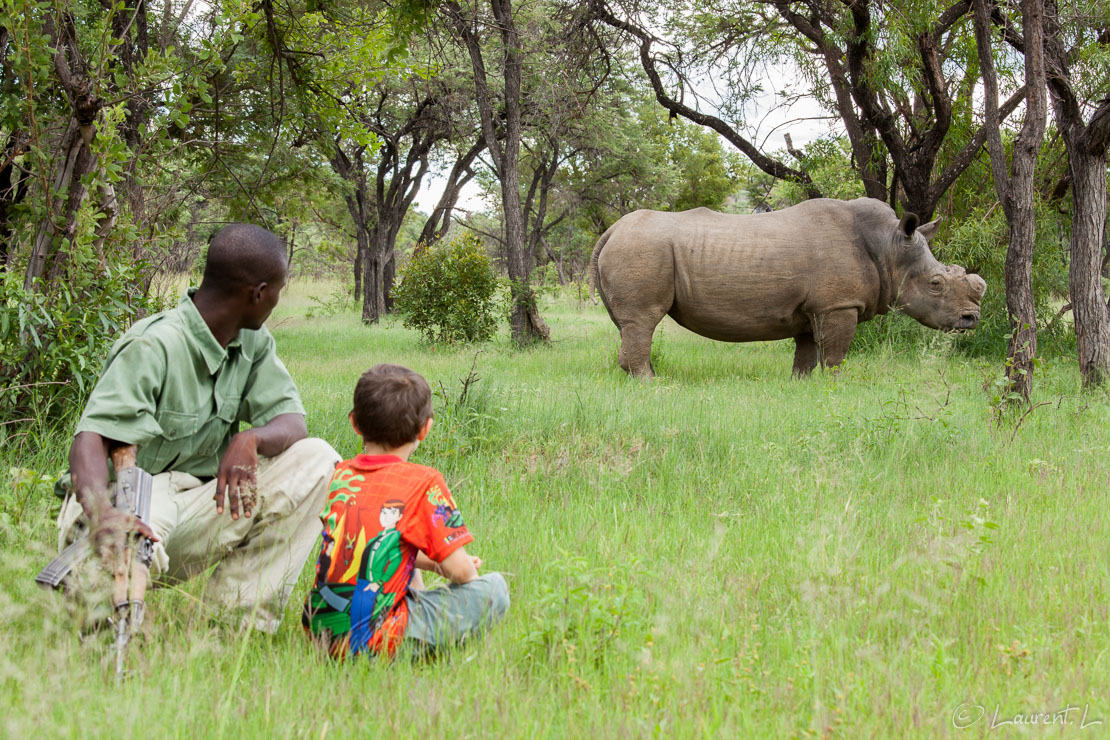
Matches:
[589,197,986,377]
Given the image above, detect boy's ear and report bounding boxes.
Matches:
[417,416,433,441]
[349,411,361,437]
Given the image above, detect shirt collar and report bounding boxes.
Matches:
[179,288,237,375]
[350,454,404,470]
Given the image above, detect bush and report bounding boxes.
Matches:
[0,266,155,430]
[394,233,501,344]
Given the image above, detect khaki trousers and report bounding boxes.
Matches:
[58,437,340,633]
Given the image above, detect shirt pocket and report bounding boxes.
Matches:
[157,409,198,440]
[216,394,241,424]
[143,408,198,473]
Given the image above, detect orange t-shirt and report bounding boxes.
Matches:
[301,454,473,656]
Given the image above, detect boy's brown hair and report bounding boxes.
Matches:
[352,364,433,448]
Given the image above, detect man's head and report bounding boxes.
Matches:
[350,364,434,449]
[201,224,288,329]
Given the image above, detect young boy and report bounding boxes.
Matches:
[302,363,509,658]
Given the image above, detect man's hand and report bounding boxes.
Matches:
[89,494,159,565]
[215,430,259,519]
[214,413,306,519]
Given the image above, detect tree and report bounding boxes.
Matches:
[246,0,444,321]
[442,0,551,344]
[1040,0,1110,387]
[771,0,1030,220]
[592,0,1027,220]
[973,0,1047,399]
[417,135,488,247]
[0,0,239,421]
[330,87,440,324]
[589,0,821,199]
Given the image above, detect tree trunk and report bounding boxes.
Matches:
[1067,146,1110,386]
[343,192,367,303]
[446,0,549,344]
[353,242,364,303]
[286,221,295,272]
[384,254,395,313]
[816,34,887,199]
[0,132,27,266]
[25,115,99,289]
[974,0,1046,400]
[1044,0,1110,387]
[494,0,548,344]
[362,229,388,324]
[1002,0,1046,399]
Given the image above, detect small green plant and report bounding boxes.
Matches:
[394,234,501,344]
[424,354,506,459]
[525,549,649,667]
[304,287,355,319]
[2,467,56,527]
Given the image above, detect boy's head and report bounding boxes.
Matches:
[351,364,433,449]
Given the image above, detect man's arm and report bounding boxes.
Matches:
[69,431,158,542]
[214,412,307,519]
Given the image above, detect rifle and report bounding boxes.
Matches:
[36,445,154,679]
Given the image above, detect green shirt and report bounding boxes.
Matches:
[73,289,305,478]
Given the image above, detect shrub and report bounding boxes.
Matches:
[0,266,155,430]
[394,233,501,344]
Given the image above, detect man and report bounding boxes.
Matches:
[58,224,340,632]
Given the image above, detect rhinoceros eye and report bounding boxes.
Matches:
[929,276,944,290]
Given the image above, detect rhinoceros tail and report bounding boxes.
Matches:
[588,223,618,305]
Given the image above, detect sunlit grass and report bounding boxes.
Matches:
[2,283,1108,737]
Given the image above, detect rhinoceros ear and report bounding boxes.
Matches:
[918,218,941,242]
[898,212,920,239]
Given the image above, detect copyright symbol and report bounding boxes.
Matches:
[952,702,985,729]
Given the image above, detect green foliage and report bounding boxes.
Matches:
[941,197,1072,357]
[394,234,501,344]
[304,287,356,319]
[852,194,1073,360]
[665,121,743,212]
[1,466,55,528]
[757,138,866,207]
[0,266,154,428]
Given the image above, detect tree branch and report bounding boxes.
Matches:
[589,0,820,197]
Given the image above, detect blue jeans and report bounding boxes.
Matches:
[402,572,509,655]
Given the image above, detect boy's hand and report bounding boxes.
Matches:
[471,556,482,571]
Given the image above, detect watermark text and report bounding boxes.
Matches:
[952,702,1103,731]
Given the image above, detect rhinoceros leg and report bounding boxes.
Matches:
[813,308,859,369]
[792,334,819,377]
[618,320,660,378]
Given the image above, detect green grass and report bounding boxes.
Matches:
[3,278,1109,737]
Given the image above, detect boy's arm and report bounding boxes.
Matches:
[415,548,480,584]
